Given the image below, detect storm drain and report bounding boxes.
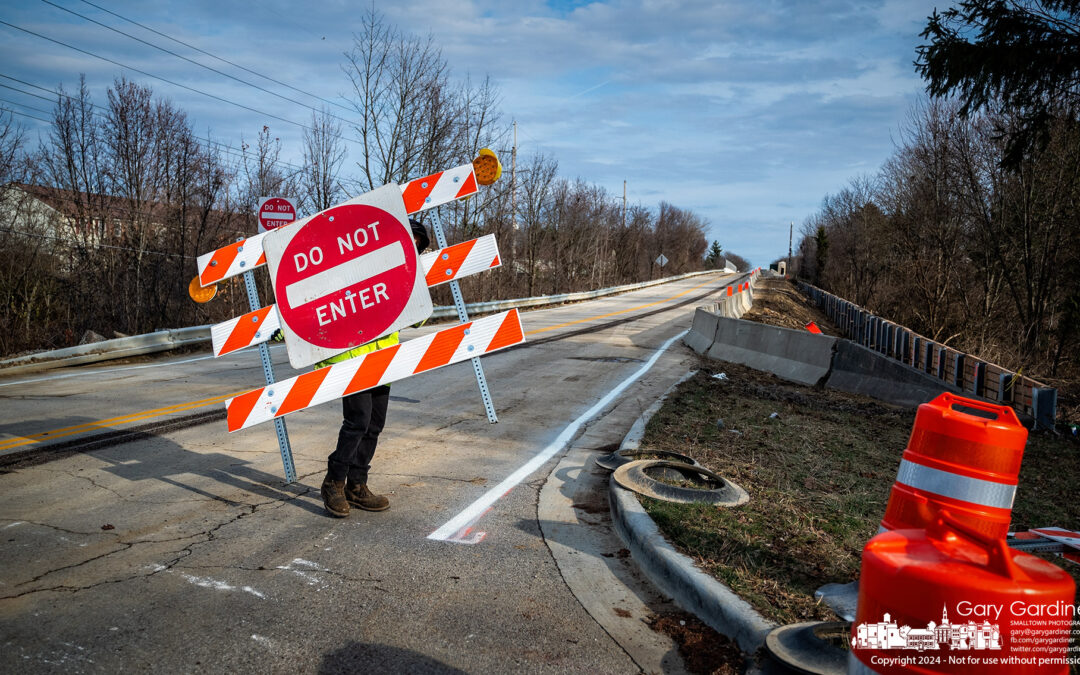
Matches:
[594,448,701,472]
[611,460,749,506]
[764,621,849,675]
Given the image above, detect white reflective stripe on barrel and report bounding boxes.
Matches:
[895,459,1016,510]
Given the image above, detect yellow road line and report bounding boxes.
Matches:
[3,274,728,452]
[524,274,723,336]
[0,392,241,452]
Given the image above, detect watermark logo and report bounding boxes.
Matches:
[852,606,1002,652]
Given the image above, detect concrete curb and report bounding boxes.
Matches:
[609,478,776,654]
[607,372,777,654]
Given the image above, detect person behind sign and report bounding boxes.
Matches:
[314,218,431,517]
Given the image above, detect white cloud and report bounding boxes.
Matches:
[0,0,943,265]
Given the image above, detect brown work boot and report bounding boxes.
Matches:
[320,476,349,517]
[345,481,390,512]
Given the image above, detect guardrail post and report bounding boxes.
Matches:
[1032,388,1058,431]
[911,335,920,368]
[900,331,910,365]
[998,372,1013,404]
[925,342,934,374]
[937,347,947,380]
[954,353,966,389]
[973,361,986,398]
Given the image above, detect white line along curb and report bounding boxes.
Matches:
[607,371,777,654]
[428,329,690,543]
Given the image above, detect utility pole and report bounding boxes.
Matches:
[622,180,627,228]
[511,120,517,229]
[787,221,793,278]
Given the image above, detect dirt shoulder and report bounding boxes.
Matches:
[638,279,1080,627]
[740,277,839,335]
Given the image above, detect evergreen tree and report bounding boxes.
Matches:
[916,1,1080,165]
[705,240,724,268]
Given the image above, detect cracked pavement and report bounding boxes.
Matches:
[0,274,728,673]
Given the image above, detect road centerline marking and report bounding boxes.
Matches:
[522,275,723,336]
[2,275,728,454]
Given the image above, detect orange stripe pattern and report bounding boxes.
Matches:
[225,309,524,432]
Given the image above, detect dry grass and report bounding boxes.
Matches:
[640,363,911,623]
[639,362,1080,626]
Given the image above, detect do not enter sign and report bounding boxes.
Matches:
[258,197,297,233]
[262,184,433,369]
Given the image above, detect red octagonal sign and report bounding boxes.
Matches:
[262,184,433,369]
[258,196,296,233]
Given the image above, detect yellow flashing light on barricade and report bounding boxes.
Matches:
[472,148,502,186]
[188,275,217,303]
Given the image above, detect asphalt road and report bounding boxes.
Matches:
[0,271,735,674]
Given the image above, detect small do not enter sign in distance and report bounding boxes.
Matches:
[263,184,433,369]
[258,197,297,233]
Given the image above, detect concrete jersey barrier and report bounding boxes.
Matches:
[686,308,966,410]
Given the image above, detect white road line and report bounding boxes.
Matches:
[427,329,689,543]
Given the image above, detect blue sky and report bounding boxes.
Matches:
[0,0,944,266]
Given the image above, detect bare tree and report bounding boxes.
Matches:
[516,153,559,296]
[343,6,454,191]
[239,125,292,212]
[0,111,57,354]
[300,107,347,212]
[38,75,106,227]
[876,100,968,342]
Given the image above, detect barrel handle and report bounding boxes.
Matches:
[929,510,1025,581]
[936,392,1020,426]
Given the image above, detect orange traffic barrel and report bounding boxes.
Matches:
[805,321,823,334]
[850,515,1075,674]
[881,392,1027,540]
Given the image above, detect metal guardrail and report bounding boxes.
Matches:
[0,327,212,376]
[797,280,1057,429]
[429,269,719,319]
[0,269,727,375]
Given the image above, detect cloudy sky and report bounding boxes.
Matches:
[0,0,945,266]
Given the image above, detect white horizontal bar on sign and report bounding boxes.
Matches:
[225,309,524,432]
[260,212,295,221]
[210,235,502,358]
[285,241,406,307]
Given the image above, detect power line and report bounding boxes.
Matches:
[41,0,357,130]
[0,107,52,125]
[0,73,310,175]
[0,81,54,105]
[0,19,310,132]
[0,95,54,118]
[76,0,355,116]
[0,72,365,201]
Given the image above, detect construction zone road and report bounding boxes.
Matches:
[0,271,740,674]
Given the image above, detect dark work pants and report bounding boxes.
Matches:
[326,384,390,483]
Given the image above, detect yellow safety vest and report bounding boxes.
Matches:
[314,331,400,369]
